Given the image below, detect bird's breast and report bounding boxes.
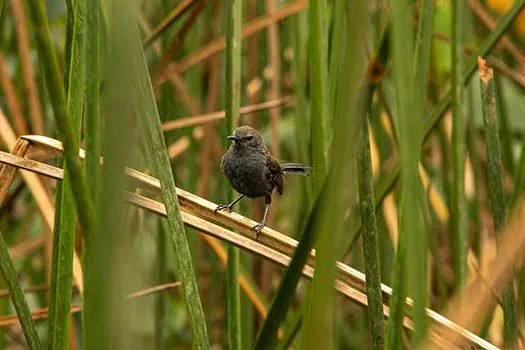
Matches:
[221,150,273,198]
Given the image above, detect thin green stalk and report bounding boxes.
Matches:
[308,0,328,191]
[276,311,303,350]
[64,0,74,90]
[328,0,345,125]
[255,21,384,349]
[0,0,5,30]
[341,27,391,257]
[385,197,407,350]
[129,10,210,350]
[514,134,525,205]
[0,278,6,349]
[0,229,41,349]
[255,185,324,349]
[304,2,368,347]
[466,89,483,259]
[478,59,518,349]
[46,0,86,347]
[464,8,482,261]
[254,0,330,345]
[451,0,467,289]
[25,0,95,237]
[387,0,427,346]
[357,120,384,350]
[155,222,166,350]
[224,0,242,348]
[413,0,434,97]
[495,76,514,175]
[290,10,312,232]
[84,2,143,348]
[85,0,101,208]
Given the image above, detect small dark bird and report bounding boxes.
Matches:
[216,126,311,237]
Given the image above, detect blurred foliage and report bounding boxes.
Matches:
[1,0,525,349]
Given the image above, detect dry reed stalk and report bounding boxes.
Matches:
[157,0,307,84]
[0,135,498,349]
[10,0,44,134]
[0,281,182,327]
[0,53,28,135]
[0,115,84,292]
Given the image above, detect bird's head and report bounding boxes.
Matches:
[227,126,266,150]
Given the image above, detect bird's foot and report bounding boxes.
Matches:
[214,204,232,213]
[251,223,265,240]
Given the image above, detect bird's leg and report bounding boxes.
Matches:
[214,194,245,213]
[252,196,271,239]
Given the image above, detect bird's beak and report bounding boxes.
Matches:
[227,135,238,141]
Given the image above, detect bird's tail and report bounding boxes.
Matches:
[280,163,312,176]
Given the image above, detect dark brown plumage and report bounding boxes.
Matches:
[216,126,310,237]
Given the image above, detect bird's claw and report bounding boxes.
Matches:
[252,223,265,240]
[214,204,232,214]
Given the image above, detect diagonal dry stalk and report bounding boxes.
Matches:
[0,281,182,327]
[150,0,208,83]
[0,139,30,202]
[0,128,84,292]
[143,0,198,48]
[425,199,525,349]
[0,135,498,350]
[3,136,272,318]
[161,97,293,131]
[156,0,307,84]
[164,97,294,160]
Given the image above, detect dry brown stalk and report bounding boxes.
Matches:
[0,281,182,327]
[0,117,84,291]
[10,0,44,134]
[144,0,198,48]
[157,0,307,84]
[162,97,293,131]
[0,135,498,349]
[425,199,525,349]
[151,0,208,82]
[0,53,28,135]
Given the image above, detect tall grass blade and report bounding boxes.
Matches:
[85,0,101,207]
[125,6,210,349]
[224,0,243,348]
[386,0,427,346]
[46,0,86,348]
[290,10,312,230]
[0,228,41,348]
[255,193,322,348]
[84,2,139,347]
[26,0,96,238]
[413,0,434,96]
[255,3,368,348]
[303,2,368,349]
[451,0,468,289]
[308,0,328,191]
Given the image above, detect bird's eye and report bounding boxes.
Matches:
[244,134,253,140]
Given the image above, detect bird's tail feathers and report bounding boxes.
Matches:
[280,163,312,176]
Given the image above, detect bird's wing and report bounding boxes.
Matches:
[266,154,284,195]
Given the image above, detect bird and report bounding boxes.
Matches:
[215,126,311,238]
